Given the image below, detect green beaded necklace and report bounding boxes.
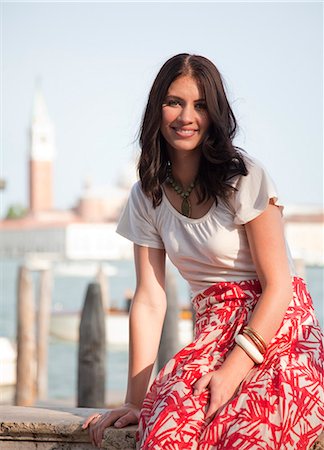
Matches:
[166,164,196,218]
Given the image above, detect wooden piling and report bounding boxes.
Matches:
[77,282,106,407]
[96,264,109,310]
[15,266,37,406]
[157,269,180,371]
[36,269,52,400]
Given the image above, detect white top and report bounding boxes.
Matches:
[116,153,296,296]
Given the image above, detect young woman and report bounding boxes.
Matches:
[83,53,324,449]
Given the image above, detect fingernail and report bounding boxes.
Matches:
[193,389,199,396]
[115,421,122,427]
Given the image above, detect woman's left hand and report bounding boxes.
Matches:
[193,367,242,421]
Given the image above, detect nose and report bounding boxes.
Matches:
[178,104,195,123]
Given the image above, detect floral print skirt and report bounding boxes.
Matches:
[137,277,324,449]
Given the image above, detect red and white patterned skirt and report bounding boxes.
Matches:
[137,277,324,449]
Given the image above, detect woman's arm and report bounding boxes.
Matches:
[194,201,294,418]
[83,244,166,446]
[125,244,167,407]
[223,199,293,361]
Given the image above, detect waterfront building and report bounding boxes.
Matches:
[0,86,134,261]
[284,205,324,266]
[0,87,322,265]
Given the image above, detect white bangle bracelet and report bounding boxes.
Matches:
[235,333,264,364]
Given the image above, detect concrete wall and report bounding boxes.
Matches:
[0,227,65,257]
[0,406,136,449]
[0,406,323,449]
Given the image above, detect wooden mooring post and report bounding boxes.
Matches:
[36,269,52,400]
[77,282,106,407]
[15,266,37,406]
[96,264,109,310]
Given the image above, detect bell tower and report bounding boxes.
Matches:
[29,85,56,213]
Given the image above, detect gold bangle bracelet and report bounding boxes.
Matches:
[243,326,267,353]
[243,329,266,355]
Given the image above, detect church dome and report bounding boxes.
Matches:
[117,160,138,191]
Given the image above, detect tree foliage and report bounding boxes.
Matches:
[6,204,28,219]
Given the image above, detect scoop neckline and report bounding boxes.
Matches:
[161,187,216,223]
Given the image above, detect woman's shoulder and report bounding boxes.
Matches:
[239,151,267,172]
[228,151,283,224]
[129,180,148,200]
[232,151,273,188]
[129,180,142,194]
[128,180,156,212]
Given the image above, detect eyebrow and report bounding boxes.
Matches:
[165,95,206,102]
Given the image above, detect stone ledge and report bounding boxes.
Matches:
[0,406,323,449]
[0,406,136,449]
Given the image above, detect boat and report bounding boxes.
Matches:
[50,309,194,347]
[23,256,118,277]
[53,261,117,277]
[0,337,16,386]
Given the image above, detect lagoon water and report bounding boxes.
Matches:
[1,258,323,405]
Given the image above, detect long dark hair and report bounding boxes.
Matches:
[138,53,248,207]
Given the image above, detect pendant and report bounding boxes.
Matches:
[181,198,191,217]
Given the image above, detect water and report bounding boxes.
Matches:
[0,258,189,405]
[1,259,323,405]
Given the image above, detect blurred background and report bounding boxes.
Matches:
[1,1,323,408]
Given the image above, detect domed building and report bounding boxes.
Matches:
[75,161,137,223]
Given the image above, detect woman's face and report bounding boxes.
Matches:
[160,75,210,154]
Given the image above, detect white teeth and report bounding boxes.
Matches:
[175,129,196,134]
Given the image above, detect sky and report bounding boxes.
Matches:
[1,1,323,217]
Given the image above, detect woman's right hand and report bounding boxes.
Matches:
[82,403,140,448]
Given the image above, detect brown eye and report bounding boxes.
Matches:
[166,99,181,107]
[195,102,207,111]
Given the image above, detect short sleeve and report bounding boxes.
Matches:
[116,182,164,249]
[232,155,284,225]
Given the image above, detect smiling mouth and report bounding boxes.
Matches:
[172,128,198,137]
